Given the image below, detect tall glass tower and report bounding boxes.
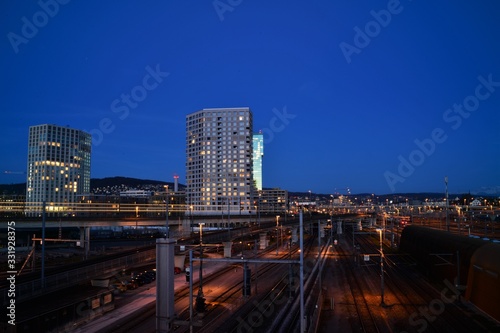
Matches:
[186,108,254,215]
[252,133,264,191]
[26,124,91,216]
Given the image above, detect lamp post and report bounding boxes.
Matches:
[189,205,193,235]
[199,223,205,245]
[376,228,386,307]
[165,185,169,239]
[276,215,280,255]
[445,176,450,232]
[330,195,334,241]
[308,190,312,221]
[258,192,261,227]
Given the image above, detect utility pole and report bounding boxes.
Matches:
[189,250,193,333]
[196,223,205,314]
[377,228,386,307]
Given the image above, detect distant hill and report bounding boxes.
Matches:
[0,182,25,195]
[90,176,185,195]
[0,176,186,196]
[0,177,497,198]
[90,176,170,188]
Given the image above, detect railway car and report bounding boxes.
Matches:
[399,226,488,288]
[465,242,500,322]
[400,226,500,323]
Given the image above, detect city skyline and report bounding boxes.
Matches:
[1,1,499,195]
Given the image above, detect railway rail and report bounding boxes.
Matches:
[353,226,499,332]
[335,242,381,333]
[97,237,316,333]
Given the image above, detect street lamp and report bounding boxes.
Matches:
[445,176,450,232]
[258,192,261,227]
[199,223,205,245]
[330,194,334,241]
[376,228,386,307]
[165,185,169,238]
[276,215,280,255]
[189,205,194,235]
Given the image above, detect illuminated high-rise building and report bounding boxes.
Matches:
[26,124,91,215]
[252,132,264,191]
[186,108,254,215]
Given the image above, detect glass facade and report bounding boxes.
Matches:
[252,133,263,191]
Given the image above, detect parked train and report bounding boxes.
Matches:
[400,225,500,322]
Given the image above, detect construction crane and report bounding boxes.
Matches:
[4,170,26,175]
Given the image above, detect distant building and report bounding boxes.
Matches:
[26,124,91,216]
[258,188,288,214]
[186,108,255,215]
[470,199,482,206]
[252,132,264,191]
[119,190,153,198]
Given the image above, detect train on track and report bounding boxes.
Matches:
[400,225,500,322]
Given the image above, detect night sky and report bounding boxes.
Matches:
[1,1,499,195]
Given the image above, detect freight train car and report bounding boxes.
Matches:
[466,243,500,322]
[400,225,487,286]
[400,225,500,322]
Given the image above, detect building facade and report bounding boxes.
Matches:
[186,108,254,215]
[26,124,91,215]
[258,188,288,214]
[252,132,264,191]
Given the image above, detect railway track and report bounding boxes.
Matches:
[354,227,498,333]
[176,251,300,332]
[274,239,331,333]
[102,237,316,333]
[336,242,381,333]
[355,231,435,331]
[384,241,496,332]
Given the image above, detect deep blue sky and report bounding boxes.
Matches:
[1,1,499,195]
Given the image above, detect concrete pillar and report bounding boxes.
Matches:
[291,228,298,244]
[79,227,85,248]
[319,225,325,238]
[156,238,175,332]
[259,232,268,250]
[182,218,191,237]
[223,241,232,258]
[85,227,90,259]
[337,220,342,234]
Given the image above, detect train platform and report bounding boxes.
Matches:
[72,252,230,332]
